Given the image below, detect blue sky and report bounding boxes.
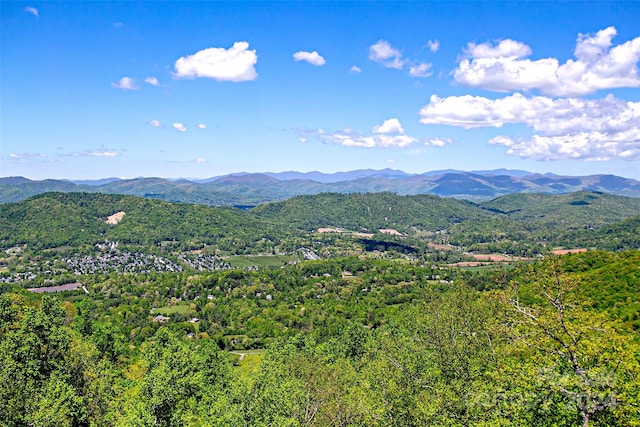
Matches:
[2,1,640,180]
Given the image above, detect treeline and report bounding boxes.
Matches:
[1,251,639,426]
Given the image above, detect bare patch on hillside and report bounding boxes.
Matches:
[106,211,126,225]
[550,248,588,255]
[379,228,402,236]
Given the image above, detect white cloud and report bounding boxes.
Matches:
[386,159,395,163]
[409,63,433,78]
[464,39,531,58]
[488,132,640,161]
[293,51,326,66]
[149,119,161,128]
[60,150,119,157]
[111,77,138,90]
[144,76,160,86]
[195,157,207,164]
[419,93,640,160]
[310,130,417,148]
[24,6,38,17]
[197,124,207,129]
[173,42,258,82]
[454,27,640,96]
[427,40,440,53]
[373,118,405,134]
[424,137,454,147]
[369,40,406,69]
[86,150,119,157]
[172,123,187,132]
[370,40,435,77]
[9,152,46,160]
[302,118,418,149]
[350,65,362,73]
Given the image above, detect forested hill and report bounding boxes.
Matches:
[3,191,640,253]
[0,192,288,251]
[479,191,640,225]
[250,192,489,232]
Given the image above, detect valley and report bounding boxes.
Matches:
[1,189,639,426]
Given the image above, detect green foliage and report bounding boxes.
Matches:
[501,258,640,426]
[0,192,289,253]
[2,191,639,260]
[251,191,489,232]
[1,184,640,427]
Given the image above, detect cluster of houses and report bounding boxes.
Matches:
[65,251,184,274]
[0,270,38,284]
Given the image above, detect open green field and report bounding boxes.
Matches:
[226,255,296,268]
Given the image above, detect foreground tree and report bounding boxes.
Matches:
[504,259,640,427]
[362,284,505,426]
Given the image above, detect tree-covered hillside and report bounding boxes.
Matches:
[0,192,288,252]
[2,191,640,256]
[479,191,640,227]
[250,192,489,232]
[448,191,640,252]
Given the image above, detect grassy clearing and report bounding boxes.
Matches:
[230,349,265,377]
[226,255,295,268]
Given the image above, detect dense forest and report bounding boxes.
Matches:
[1,191,639,426]
[2,191,640,255]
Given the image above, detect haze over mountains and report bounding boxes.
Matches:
[1,169,639,206]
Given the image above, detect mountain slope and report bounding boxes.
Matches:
[250,192,490,232]
[0,192,288,251]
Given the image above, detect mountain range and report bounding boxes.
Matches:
[1,169,639,206]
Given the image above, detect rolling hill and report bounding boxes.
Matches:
[250,192,489,232]
[0,192,288,251]
[2,191,639,254]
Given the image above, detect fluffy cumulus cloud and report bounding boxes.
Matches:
[369,40,406,69]
[302,118,418,148]
[144,77,160,86]
[172,122,187,132]
[373,118,405,134]
[293,51,326,66]
[419,93,640,160]
[173,42,258,82]
[350,65,362,73]
[427,40,440,53]
[111,77,138,90]
[409,63,433,78]
[197,124,207,129]
[149,119,161,128]
[454,27,640,96]
[488,133,640,161]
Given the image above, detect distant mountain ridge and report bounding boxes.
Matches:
[2,169,640,205]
